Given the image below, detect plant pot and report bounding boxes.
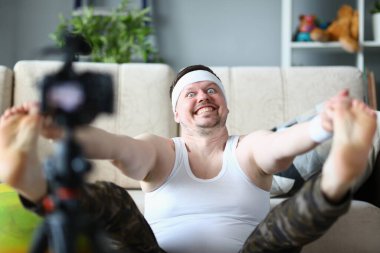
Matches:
[373,13,380,42]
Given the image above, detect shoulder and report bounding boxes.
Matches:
[134,133,175,150]
[235,130,274,164]
[139,135,176,191]
[237,129,274,148]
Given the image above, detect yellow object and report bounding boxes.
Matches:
[0,184,41,253]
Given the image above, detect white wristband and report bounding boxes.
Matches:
[309,115,332,143]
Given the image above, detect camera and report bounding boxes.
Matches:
[39,34,114,127]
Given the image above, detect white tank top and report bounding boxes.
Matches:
[144,135,270,253]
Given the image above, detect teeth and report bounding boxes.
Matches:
[197,107,214,114]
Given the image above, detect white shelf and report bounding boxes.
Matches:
[362,41,380,47]
[291,42,341,48]
[282,0,378,71]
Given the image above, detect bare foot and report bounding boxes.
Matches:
[321,100,377,202]
[0,104,46,201]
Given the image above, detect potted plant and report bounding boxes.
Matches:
[370,0,380,41]
[50,0,161,63]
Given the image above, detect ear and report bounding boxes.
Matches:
[174,111,180,123]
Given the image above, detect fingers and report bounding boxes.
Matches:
[320,108,334,132]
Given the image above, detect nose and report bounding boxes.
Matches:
[197,89,210,102]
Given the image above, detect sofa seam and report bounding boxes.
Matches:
[280,68,286,123]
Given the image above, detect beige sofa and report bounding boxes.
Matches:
[1,61,380,253]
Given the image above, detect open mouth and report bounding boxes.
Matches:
[194,106,216,115]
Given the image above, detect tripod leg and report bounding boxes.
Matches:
[49,212,76,253]
[29,221,49,253]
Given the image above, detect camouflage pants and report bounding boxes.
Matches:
[22,175,350,253]
[239,175,350,253]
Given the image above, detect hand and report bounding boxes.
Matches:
[40,115,64,140]
[320,89,351,132]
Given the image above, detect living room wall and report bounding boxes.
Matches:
[0,0,282,71]
[152,0,281,71]
[0,0,17,68]
[0,0,72,68]
[0,0,379,78]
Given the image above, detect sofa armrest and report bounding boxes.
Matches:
[0,66,13,114]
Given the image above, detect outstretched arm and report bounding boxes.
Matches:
[0,102,166,202]
[22,102,164,182]
[73,127,160,181]
[246,90,349,175]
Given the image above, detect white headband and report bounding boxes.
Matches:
[171,70,226,112]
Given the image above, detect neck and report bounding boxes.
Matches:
[181,127,229,153]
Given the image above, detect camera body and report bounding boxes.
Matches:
[40,34,113,128]
[40,63,113,128]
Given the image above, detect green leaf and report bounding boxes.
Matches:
[371,1,380,14]
[49,0,159,63]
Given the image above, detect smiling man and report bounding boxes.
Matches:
[0,65,377,253]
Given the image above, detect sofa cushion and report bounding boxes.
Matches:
[223,66,365,134]
[269,198,380,253]
[282,66,364,120]
[225,67,284,133]
[303,200,380,253]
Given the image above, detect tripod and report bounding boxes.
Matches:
[29,128,114,253]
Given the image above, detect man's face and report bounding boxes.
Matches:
[174,81,229,132]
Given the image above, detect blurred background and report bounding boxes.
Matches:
[0,0,378,75]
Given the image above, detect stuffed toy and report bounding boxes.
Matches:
[294,15,328,41]
[295,15,329,42]
[326,4,359,53]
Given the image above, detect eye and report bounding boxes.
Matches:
[207,88,216,94]
[186,92,195,98]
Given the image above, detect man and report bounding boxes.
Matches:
[0,65,377,253]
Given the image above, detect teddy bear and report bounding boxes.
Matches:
[326,4,359,53]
